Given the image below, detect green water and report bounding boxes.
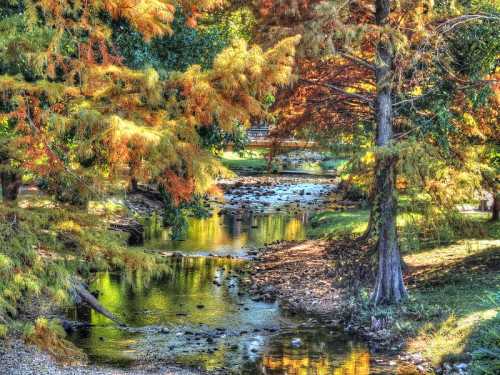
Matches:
[146,211,309,256]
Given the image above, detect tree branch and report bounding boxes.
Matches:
[300,78,374,106]
[437,13,500,33]
[338,51,376,71]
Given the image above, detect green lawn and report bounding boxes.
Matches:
[219,149,269,172]
[313,206,500,374]
[307,209,369,238]
[402,236,500,374]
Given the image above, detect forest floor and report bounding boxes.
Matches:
[250,217,500,374]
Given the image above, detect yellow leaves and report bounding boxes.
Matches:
[175,35,300,130]
[107,115,161,146]
[360,151,375,166]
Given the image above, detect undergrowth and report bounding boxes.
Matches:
[0,204,167,347]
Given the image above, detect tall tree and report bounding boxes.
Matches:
[370,0,407,303]
[256,0,499,304]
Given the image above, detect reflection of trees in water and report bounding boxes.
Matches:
[149,210,310,253]
[84,257,245,326]
[262,348,370,375]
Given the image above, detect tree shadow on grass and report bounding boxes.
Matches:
[398,245,500,370]
[464,306,500,375]
[405,245,500,289]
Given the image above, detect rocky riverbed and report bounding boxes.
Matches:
[1,174,402,375]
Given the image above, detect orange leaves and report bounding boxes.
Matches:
[105,0,176,40]
[160,170,195,205]
[2,0,301,203]
[256,0,319,22]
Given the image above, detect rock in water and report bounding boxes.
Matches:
[291,338,302,348]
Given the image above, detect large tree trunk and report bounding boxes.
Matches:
[370,0,407,305]
[1,169,21,202]
[492,189,499,221]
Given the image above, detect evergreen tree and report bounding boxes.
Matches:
[256,0,499,304]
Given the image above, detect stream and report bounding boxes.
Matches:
[66,175,391,374]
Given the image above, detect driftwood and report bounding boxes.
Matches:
[72,280,126,327]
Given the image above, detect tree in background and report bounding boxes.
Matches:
[0,1,299,204]
[256,0,499,304]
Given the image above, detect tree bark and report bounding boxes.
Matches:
[129,177,139,193]
[72,280,126,326]
[370,0,407,305]
[1,169,21,202]
[492,189,499,221]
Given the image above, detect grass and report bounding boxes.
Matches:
[307,209,369,238]
[309,202,499,373]
[24,317,86,364]
[219,149,269,172]
[345,215,500,374]
[319,158,348,170]
[402,237,500,373]
[219,149,348,174]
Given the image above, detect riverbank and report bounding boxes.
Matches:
[0,338,203,375]
[249,230,500,374]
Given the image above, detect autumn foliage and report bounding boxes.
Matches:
[0,0,300,203]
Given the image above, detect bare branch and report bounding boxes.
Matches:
[437,13,500,34]
[338,51,376,71]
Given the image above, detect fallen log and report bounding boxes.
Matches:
[72,280,126,327]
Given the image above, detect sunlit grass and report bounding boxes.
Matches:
[403,239,500,372]
[410,310,498,366]
[310,205,500,372]
[307,209,369,238]
[219,149,269,171]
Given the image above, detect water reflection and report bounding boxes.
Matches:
[67,261,379,374]
[145,211,310,256]
[256,332,370,375]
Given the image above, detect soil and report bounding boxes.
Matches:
[249,238,374,316]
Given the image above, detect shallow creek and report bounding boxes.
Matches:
[67,176,391,374]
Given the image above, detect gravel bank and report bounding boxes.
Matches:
[0,339,203,375]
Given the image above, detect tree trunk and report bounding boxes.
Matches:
[370,0,407,305]
[129,177,139,193]
[492,189,499,221]
[1,169,21,202]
